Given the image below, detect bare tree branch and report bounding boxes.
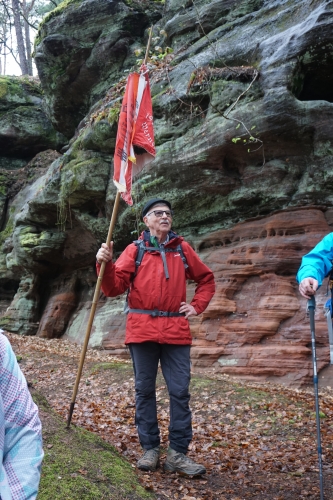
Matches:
[1,39,20,66]
[19,10,38,30]
[224,70,259,117]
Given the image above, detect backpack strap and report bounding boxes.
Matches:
[124,240,145,313]
[133,240,189,276]
[124,240,189,313]
[134,240,146,274]
[176,243,189,271]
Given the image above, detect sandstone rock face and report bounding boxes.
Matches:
[37,274,79,338]
[34,0,162,137]
[1,0,333,385]
[0,77,66,168]
[0,275,40,336]
[30,0,333,244]
[0,149,61,319]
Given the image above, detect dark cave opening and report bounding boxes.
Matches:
[0,280,20,299]
[298,70,333,102]
[292,46,333,103]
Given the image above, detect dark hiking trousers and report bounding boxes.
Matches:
[128,342,192,454]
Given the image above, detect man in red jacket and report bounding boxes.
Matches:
[96,198,215,476]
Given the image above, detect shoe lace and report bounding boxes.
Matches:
[143,448,159,459]
[175,452,196,464]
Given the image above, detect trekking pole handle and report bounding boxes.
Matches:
[307,295,316,333]
[308,295,316,310]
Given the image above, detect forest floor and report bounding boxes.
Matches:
[5,331,333,500]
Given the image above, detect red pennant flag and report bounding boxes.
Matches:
[113,72,155,205]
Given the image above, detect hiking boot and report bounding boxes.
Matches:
[137,447,160,471]
[164,448,206,476]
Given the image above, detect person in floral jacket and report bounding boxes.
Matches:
[0,332,44,499]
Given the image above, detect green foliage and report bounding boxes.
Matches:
[231,123,262,153]
[56,158,73,231]
[35,0,63,17]
[140,177,164,191]
[108,102,121,125]
[135,30,172,67]
[0,79,8,99]
[0,218,14,247]
[0,174,7,195]
[0,316,11,326]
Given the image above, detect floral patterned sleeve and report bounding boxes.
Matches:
[0,333,44,500]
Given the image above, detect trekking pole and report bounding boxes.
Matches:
[307,295,324,500]
[66,190,121,428]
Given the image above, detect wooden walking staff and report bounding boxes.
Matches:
[66,191,121,428]
[66,27,153,429]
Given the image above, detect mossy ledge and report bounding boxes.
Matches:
[33,391,154,499]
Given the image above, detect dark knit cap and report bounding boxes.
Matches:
[142,198,172,218]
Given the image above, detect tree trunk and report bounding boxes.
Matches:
[22,0,33,75]
[11,0,29,75]
[0,9,9,74]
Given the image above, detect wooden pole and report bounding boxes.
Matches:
[66,26,153,429]
[144,26,153,65]
[66,191,121,428]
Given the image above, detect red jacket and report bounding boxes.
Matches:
[96,231,215,344]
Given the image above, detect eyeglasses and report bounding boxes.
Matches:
[146,210,173,218]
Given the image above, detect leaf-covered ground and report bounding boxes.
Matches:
[5,331,333,500]
[32,391,153,499]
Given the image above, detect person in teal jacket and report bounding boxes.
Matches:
[297,233,333,298]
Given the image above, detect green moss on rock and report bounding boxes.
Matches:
[35,0,84,47]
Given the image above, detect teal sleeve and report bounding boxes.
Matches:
[296,233,333,285]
